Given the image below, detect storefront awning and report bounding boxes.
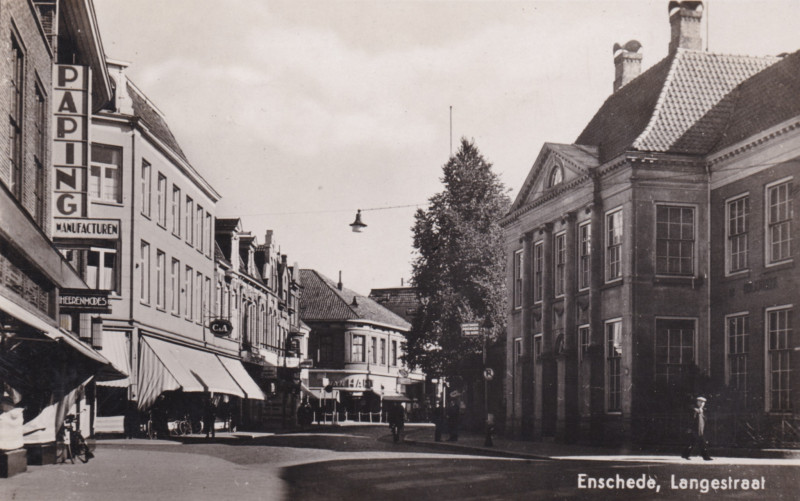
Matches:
[0,295,127,382]
[380,393,411,402]
[137,337,244,410]
[218,356,264,400]
[96,330,130,387]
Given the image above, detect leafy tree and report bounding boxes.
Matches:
[407,138,511,379]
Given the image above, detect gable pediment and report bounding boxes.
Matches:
[510,143,600,212]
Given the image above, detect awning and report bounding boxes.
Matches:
[96,330,130,387]
[0,295,127,381]
[217,356,264,400]
[137,337,244,410]
[378,391,411,402]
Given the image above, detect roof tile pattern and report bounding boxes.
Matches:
[576,50,778,159]
[300,270,411,330]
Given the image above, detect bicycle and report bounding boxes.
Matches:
[56,414,94,464]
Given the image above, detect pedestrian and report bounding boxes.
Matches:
[433,404,444,442]
[204,395,216,439]
[682,396,712,461]
[446,400,460,442]
[123,400,139,439]
[388,402,405,443]
[484,413,495,447]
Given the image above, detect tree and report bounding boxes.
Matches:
[407,138,511,380]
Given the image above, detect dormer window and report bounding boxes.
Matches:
[549,165,564,187]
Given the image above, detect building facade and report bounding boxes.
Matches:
[0,0,124,474]
[214,220,308,428]
[54,60,264,434]
[302,270,424,421]
[503,1,800,447]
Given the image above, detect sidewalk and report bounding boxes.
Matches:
[402,427,800,461]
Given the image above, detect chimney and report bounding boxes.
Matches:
[613,40,642,92]
[337,271,343,291]
[668,1,704,54]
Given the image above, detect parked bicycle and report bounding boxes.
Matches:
[56,414,93,464]
[168,414,193,436]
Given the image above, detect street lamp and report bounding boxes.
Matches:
[349,210,367,232]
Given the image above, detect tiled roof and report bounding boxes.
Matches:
[127,83,190,163]
[576,50,778,160]
[299,270,411,330]
[714,50,800,151]
[214,242,230,267]
[215,218,241,233]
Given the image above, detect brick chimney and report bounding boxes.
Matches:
[669,1,703,54]
[613,40,642,92]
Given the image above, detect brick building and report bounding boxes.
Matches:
[503,1,800,447]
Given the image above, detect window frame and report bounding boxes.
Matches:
[765,305,793,412]
[765,177,793,266]
[554,231,566,297]
[9,34,24,200]
[139,241,150,305]
[725,193,750,276]
[352,334,365,363]
[725,312,749,399]
[533,241,543,303]
[605,208,623,283]
[655,204,696,276]
[33,81,47,225]
[391,340,398,366]
[513,249,523,309]
[196,204,204,252]
[605,318,623,413]
[156,173,167,227]
[155,249,166,310]
[578,324,590,363]
[185,196,194,246]
[85,246,118,293]
[548,165,563,188]
[171,185,182,237]
[654,317,696,386]
[578,221,591,290]
[184,265,193,319]
[140,160,151,216]
[170,258,181,316]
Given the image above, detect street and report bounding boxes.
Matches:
[1,426,797,500]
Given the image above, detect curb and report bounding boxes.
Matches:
[403,438,554,461]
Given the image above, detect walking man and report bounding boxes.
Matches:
[682,396,712,460]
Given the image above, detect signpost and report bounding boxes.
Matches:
[461,321,493,446]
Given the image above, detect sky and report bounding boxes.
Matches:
[93,0,800,294]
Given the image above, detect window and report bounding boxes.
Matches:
[171,185,181,236]
[534,333,543,359]
[605,320,622,412]
[319,335,333,362]
[606,210,623,281]
[533,242,543,303]
[391,340,398,366]
[549,165,563,187]
[9,36,24,200]
[196,204,204,251]
[195,271,203,322]
[655,319,695,385]
[726,314,748,398]
[371,337,378,364]
[184,265,193,319]
[156,250,166,309]
[352,335,365,362]
[555,232,566,296]
[171,258,180,315]
[656,206,694,275]
[186,197,194,245]
[139,241,150,304]
[514,338,523,365]
[578,222,591,290]
[727,196,749,273]
[156,173,167,226]
[206,276,212,322]
[33,84,46,224]
[579,325,590,362]
[513,249,523,309]
[380,339,386,365]
[767,180,792,264]
[140,161,151,216]
[90,145,122,203]
[205,213,213,257]
[767,307,792,412]
[86,247,117,291]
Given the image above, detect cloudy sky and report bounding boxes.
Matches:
[93,0,800,294]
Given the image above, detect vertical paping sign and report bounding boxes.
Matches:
[52,65,91,225]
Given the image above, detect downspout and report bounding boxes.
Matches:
[705,162,711,376]
[129,123,137,403]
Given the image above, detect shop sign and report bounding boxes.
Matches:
[53,219,119,239]
[330,375,373,389]
[52,65,90,224]
[59,289,111,313]
[209,318,233,337]
[298,359,314,369]
[262,366,278,380]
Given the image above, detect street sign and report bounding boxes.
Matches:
[461,322,481,337]
[398,368,409,378]
[483,368,495,381]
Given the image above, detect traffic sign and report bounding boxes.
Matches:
[483,368,494,381]
[461,322,482,337]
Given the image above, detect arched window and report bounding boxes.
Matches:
[549,165,563,187]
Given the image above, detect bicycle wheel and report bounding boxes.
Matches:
[72,435,92,463]
[56,439,74,464]
[146,419,156,439]
[178,420,191,436]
